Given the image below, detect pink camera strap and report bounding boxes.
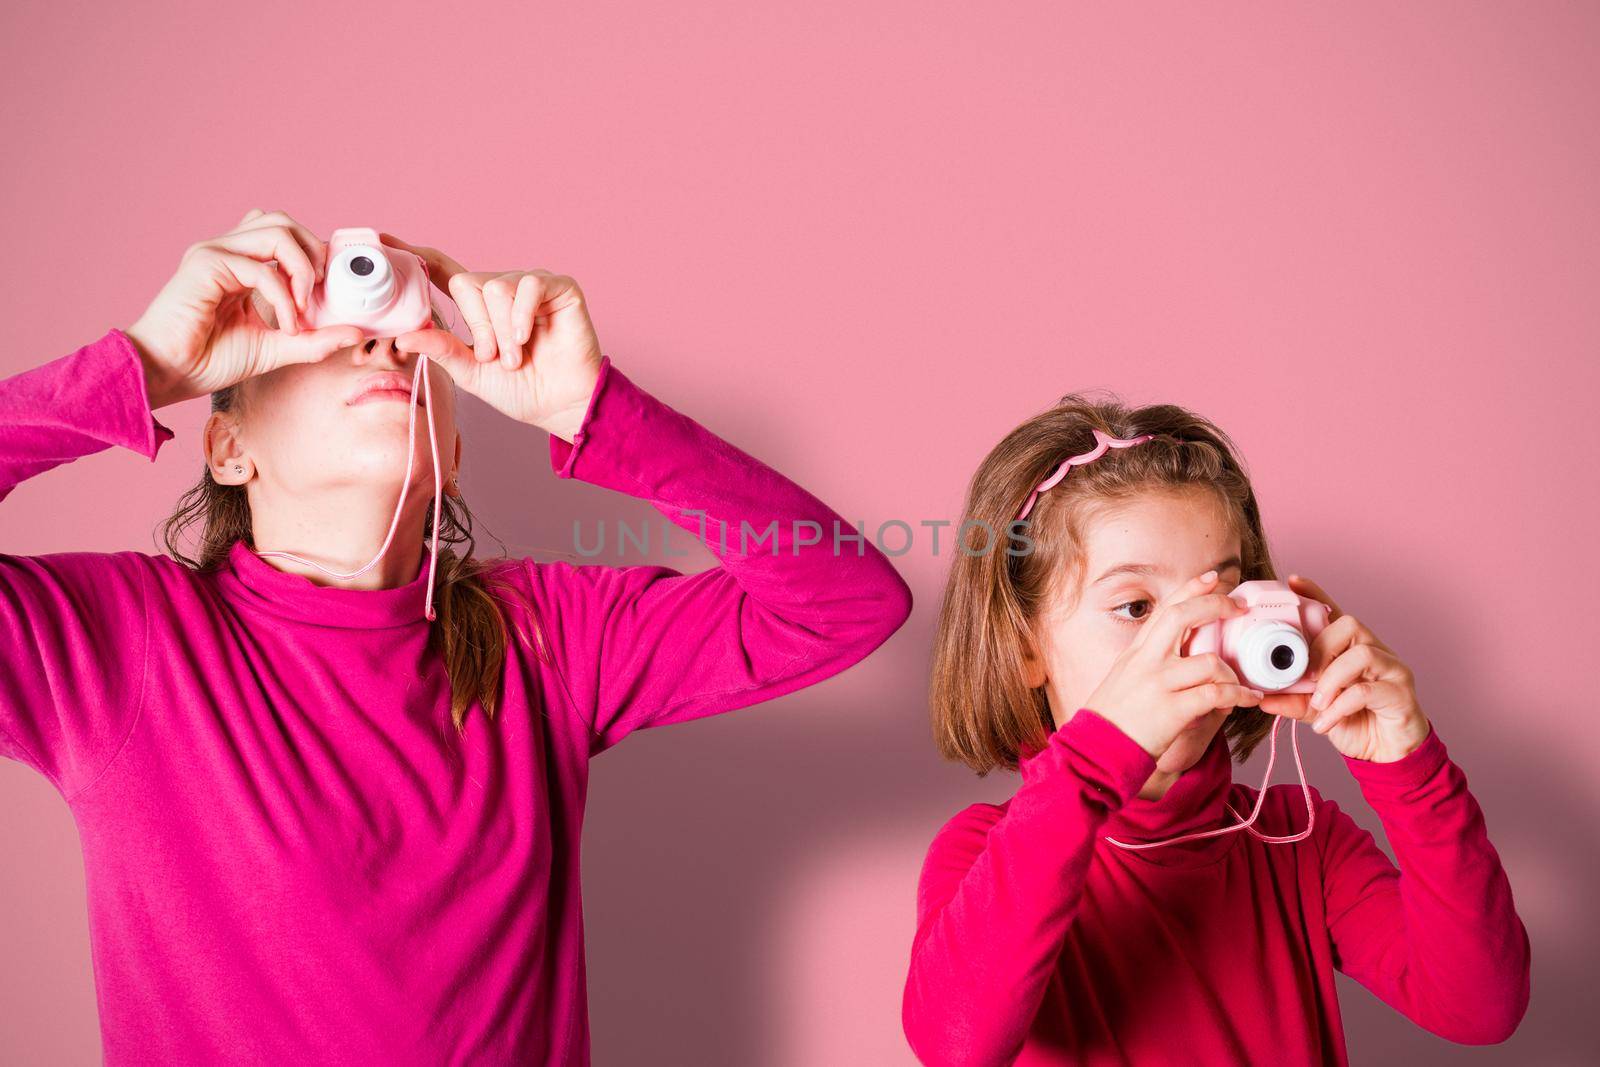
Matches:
[256,354,444,622]
[1103,714,1316,850]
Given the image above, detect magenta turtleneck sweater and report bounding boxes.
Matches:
[902,707,1531,1065]
[0,329,912,1065]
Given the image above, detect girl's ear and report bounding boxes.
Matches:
[445,432,464,498]
[203,411,252,485]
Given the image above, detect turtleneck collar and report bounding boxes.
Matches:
[1021,716,1242,867]
[216,538,432,629]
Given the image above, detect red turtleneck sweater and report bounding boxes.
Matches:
[901,708,1530,1065]
[0,330,913,1065]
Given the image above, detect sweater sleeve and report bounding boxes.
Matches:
[524,356,912,755]
[1318,722,1532,1045]
[0,329,172,798]
[902,709,1158,1067]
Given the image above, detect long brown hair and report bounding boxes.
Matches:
[930,391,1279,776]
[158,309,545,732]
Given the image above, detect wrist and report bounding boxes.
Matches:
[1082,705,1169,761]
[1048,709,1162,807]
[537,359,605,443]
[1367,714,1433,763]
[1343,716,1446,791]
[123,324,183,410]
[539,399,591,444]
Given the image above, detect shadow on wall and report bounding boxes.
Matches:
[1283,534,1600,1066]
[468,400,1593,1066]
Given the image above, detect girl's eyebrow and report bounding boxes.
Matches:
[1091,555,1243,585]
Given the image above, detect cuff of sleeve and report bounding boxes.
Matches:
[101,328,175,460]
[1024,708,1158,809]
[1343,720,1448,792]
[548,355,616,480]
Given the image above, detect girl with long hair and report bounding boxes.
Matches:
[0,209,911,1064]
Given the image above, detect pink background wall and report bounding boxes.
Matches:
[3,1,1596,1062]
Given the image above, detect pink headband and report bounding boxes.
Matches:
[1015,429,1156,522]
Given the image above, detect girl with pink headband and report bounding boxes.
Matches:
[901,394,1529,1065]
[0,209,912,1064]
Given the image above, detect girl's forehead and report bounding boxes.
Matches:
[1077,490,1240,576]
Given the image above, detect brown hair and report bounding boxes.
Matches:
[158,307,546,732]
[929,391,1279,776]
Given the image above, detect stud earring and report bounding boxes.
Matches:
[233,465,244,473]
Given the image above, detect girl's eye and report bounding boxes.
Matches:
[1112,599,1153,623]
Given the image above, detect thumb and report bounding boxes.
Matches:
[262,324,364,371]
[394,327,479,386]
[1258,692,1314,723]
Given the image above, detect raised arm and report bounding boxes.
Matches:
[0,329,170,796]
[0,330,173,501]
[1319,724,1531,1044]
[383,238,912,753]
[902,710,1156,1067]
[3,209,365,797]
[526,355,913,751]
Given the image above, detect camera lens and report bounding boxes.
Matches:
[324,244,396,314]
[1236,622,1310,691]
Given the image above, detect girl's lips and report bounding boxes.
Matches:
[349,388,421,407]
[348,370,426,407]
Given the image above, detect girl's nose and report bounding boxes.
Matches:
[360,336,408,367]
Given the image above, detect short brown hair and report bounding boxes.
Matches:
[929,391,1279,776]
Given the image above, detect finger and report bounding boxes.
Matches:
[1177,682,1263,719]
[1286,574,1342,618]
[1149,589,1247,657]
[393,328,480,387]
[262,324,365,371]
[533,271,586,322]
[1258,692,1314,722]
[209,225,318,311]
[198,248,300,335]
[512,273,540,347]
[446,276,497,363]
[1309,642,1396,712]
[482,275,523,369]
[1306,612,1387,676]
[394,326,471,358]
[1138,569,1224,655]
[228,211,329,285]
[1166,652,1237,689]
[381,232,468,294]
[1307,613,1367,674]
[257,212,328,281]
[1152,568,1226,617]
[1310,681,1383,734]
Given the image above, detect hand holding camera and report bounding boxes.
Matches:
[127,209,365,409]
[1083,571,1266,761]
[1255,576,1433,764]
[381,234,605,444]
[1183,579,1333,694]
[1087,572,1430,766]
